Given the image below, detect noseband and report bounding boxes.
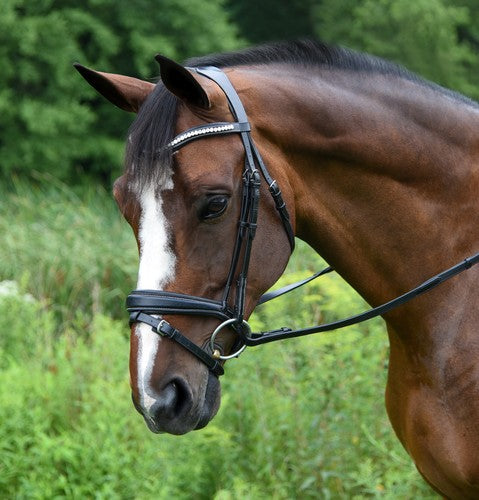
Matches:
[127,66,479,378]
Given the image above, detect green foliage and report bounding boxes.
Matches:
[226,0,317,44]
[0,181,437,498]
[0,280,55,368]
[0,0,241,183]
[314,0,479,99]
[0,177,137,324]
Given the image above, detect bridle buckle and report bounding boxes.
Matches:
[156,319,167,335]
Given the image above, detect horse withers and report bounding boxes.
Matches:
[76,41,479,498]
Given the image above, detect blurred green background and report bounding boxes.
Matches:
[1,0,478,498]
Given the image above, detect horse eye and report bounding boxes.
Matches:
[200,195,229,220]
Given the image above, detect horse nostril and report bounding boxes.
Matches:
[156,377,193,420]
[171,377,192,417]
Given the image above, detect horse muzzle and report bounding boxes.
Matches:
[132,370,221,435]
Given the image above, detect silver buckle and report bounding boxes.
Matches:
[156,319,167,335]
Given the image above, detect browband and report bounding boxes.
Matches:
[169,122,251,151]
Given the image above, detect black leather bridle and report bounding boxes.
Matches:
[127,66,479,378]
[127,66,295,377]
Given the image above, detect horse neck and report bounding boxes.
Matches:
[239,66,479,320]
[236,67,479,492]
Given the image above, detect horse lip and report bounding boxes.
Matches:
[141,409,196,435]
[135,396,205,435]
[144,415,164,434]
[194,412,211,430]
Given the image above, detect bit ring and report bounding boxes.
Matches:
[209,318,249,360]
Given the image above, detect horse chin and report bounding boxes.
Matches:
[194,371,221,430]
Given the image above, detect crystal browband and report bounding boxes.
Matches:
[168,121,251,151]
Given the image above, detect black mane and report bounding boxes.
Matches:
[125,40,476,189]
[186,39,415,78]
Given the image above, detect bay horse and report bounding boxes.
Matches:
[75,40,479,498]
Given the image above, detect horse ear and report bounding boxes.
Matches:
[155,54,210,110]
[73,63,155,113]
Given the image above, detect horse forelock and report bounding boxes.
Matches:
[125,83,178,193]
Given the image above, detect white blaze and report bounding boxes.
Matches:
[135,181,175,414]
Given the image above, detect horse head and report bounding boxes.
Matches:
[75,58,294,434]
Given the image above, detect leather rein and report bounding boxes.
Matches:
[126,66,479,377]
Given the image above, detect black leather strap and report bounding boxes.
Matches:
[194,67,250,122]
[127,290,233,321]
[258,266,334,305]
[195,66,295,251]
[129,312,224,376]
[246,252,479,345]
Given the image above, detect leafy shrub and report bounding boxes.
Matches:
[0,280,55,368]
[0,304,435,499]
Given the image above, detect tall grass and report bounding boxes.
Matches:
[0,180,437,498]
[0,175,137,324]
